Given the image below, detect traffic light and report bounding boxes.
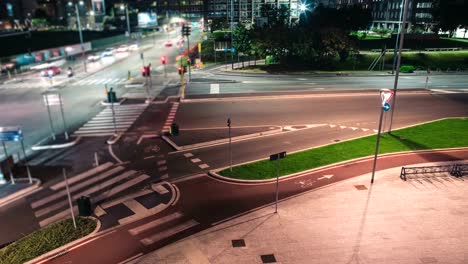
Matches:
[178,67,183,75]
[141,66,151,77]
[161,56,166,65]
[182,24,191,37]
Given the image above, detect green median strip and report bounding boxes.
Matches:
[219,118,468,180]
[0,217,96,264]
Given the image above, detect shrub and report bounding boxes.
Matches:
[400,65,415,73]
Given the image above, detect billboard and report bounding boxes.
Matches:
[138,13,158,28]
[92,0,106,16]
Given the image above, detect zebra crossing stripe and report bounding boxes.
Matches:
[140,220,199,246]
[34,170,137,218]
[93,174,150,202]
[50,162,113,190]
[82,124,132,129]
[31,166,125,209]
[129,212,184,236]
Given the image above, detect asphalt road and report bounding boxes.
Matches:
[169,92,468,175]
[188,70,468,95]
[0,29,192,161]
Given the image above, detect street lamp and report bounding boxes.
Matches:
[121,4,131,39]
[75,1,87,72]
[299,3,307,12]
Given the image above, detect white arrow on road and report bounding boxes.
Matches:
[318,175,334,180]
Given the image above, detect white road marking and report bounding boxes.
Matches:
[199,164,209,169]
[210,83,220,94]
[191,158,201,163]
[50,162,113,190]
[129,212,184,236]
[184,153,193,158]
[140,220,199,246]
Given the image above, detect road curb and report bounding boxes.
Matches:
[208,147,468,184]
[161,135,181,151]
[107,133,122,145]
[26,217,101,264]
[31,136,81,151]
[171,127,283,152]
[100,98,127,106]
[0,178,42,208]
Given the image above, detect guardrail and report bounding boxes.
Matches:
[400,163,467,181]
[371,49,411,52]
[425,47,462,51]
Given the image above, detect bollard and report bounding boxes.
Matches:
[128,70,131,80]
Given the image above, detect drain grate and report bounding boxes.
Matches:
[231,239,246,248]
[260,254,277,263]
[334,139,341,142]
[354,185,368,190]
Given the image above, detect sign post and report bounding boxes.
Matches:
[43,93,56,141]
[58,93,69,140]
[63,168,77,229]
[270,151,287,213]
[0,127,32,184]
[371,89,394,184]
[227,118,232,172]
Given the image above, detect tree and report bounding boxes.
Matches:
[210,18,228,32]
[432,0,468,37]
[34,9,49,19]
[373,28,390,38]
[233,24,251,55]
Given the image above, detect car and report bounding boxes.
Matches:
[40,66,61,77]
[116,45,129,53]
[101,48,115,57]
[129,44,139,51]
[87,54,100,62]
[164,40,173,47]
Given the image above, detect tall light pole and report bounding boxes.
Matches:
[74,1,87,73]
[121,4,131,40]
[388,0,410,133]
[230,0,234,69]
[391,0,405,74]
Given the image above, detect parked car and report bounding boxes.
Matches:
[100,48,115,57]
[41,66,61,77]
[116,45,129,53]
[87,54,100,62]
[164,40,173,47]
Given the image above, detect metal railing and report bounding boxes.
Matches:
[400,163,467,181]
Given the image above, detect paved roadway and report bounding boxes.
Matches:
[0,29,191,161]
[167,92,468,176]
[188,69,468,95]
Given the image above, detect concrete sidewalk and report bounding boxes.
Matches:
[136,161,468,264]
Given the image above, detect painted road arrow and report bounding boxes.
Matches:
[318,175,334,180]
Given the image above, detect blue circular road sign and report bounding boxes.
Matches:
[383,102,391,112]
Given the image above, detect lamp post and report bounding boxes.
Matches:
[74,1,87,73]
[121,4,131,40]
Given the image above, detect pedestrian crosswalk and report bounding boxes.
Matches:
[127,211,199,247]
[30,162,150,227]
[71,78,128,86]
[162,102,180,133]
[73,104,148,137]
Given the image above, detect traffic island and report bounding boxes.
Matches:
[163,126,283,151]
[0,217,98,264]
[217,118,468,180]
[31,134,81,151]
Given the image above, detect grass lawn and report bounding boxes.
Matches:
[0,217,96,264]
[219,118,468,180]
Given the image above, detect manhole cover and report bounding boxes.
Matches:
[260,254,276,263]
[231,239,246,247]
[354,185,368,190]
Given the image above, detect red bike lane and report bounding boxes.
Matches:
[41,148,467,264]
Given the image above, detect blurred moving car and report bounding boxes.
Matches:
[41,66,61,77]
[129,44,139,51]
[87,54,100,62]
[117,45,129,53]
[101,48,115,57]
[164,40,173,47]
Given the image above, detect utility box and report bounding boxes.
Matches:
[77,196,92,216]
[169,123,179,136]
